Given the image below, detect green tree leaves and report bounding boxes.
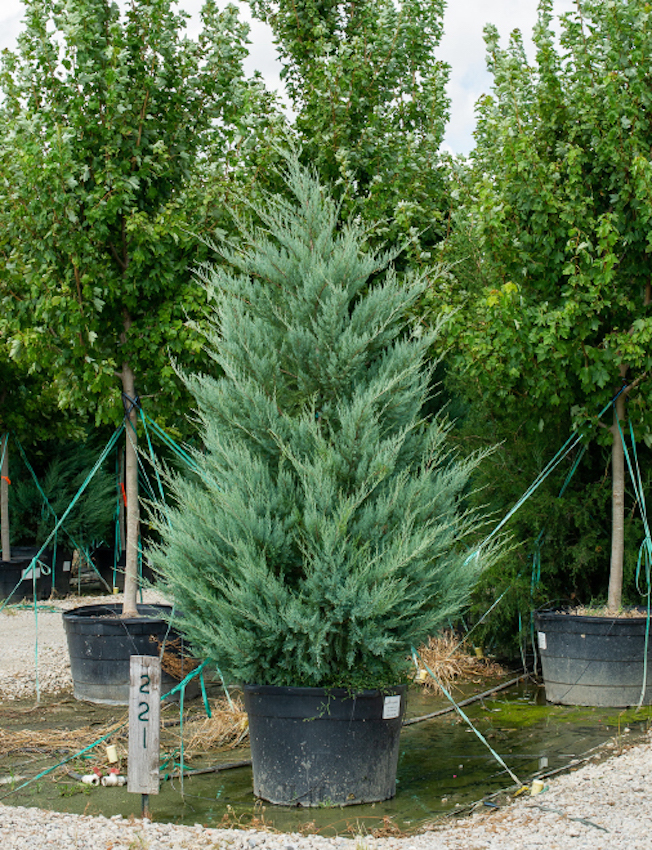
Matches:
[249,0,451,257]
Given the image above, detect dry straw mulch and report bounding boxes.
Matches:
[0,720,126,760]
[168,695,249,758]
[0,697,247,765]
[413,631,506,696]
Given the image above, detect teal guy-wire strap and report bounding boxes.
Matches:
[464,431,584,566]
[13,436,61,593]
[15,434,104,593]
[614,415,652,709]
[138,410,210,484]
[1,660,216,800]
[11,426,126,595]
[0,720,127,802]
[0,433,7,484]
[162,658,212,709]
[160,658,212,798]
[6,425,124,610]
[140,410,166,504]
[410,647,522,787]
[528,444,586,672]
[466,388,626,566]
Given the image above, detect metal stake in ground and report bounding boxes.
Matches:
[128,655,161,817]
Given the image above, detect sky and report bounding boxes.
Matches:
[0,0,576,156]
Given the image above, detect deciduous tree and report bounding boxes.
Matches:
[0,0,281,612]
[438,0,652,610]
[249,0,451,259]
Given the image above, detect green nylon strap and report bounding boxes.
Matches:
[614,414,652,710]
[0,721,128,802]
[161,658,211,701]
[140,409,167,504]
[467,388,624,566]
[139,410,211,485]
[2,658,215,800]
[411,646,522,787]
[11,427,126,595]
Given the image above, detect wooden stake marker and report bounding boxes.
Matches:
[128,655,161,816]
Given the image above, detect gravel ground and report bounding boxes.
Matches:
[1,594,651,849]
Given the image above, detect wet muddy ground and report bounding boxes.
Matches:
[2,677,651,836]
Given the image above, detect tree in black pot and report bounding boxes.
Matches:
[150,158,498,806]
[9,441,116,595]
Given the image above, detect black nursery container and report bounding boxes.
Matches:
[535,608,652,707]
[244,684,406,806]
[0,547,73,603]
[63,603,197,704]
[0,547,48,602]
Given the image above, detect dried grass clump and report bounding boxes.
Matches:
[570,606,645,618]
[181,696,248,757]
[149,635,201,680]
[0,720,125,759]
[413,632,506,696]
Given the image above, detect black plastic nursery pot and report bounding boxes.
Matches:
[63,603,198,705]
[45,548,73,597]
[535,608,652,707]
[92,545,155,592]
[244,684,406,807]
[0,547,72,602]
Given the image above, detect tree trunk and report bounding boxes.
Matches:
[121,362,140,617]
[118,448,126,554]
[607,386,626,610]
[1,434,10,563]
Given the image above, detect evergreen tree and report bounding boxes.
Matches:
[150,159,496,688]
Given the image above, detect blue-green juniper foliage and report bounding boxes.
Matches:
[151,160,493,688]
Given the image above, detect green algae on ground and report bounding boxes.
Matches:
[2,679,652,836]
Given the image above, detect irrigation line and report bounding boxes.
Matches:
[163,759,252,780]
[403,673,531,726]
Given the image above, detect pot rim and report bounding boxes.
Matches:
[62,602,173,624]
[243,683,406,698]
[535,605,651,623]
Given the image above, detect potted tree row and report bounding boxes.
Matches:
[1,0,278,702]
[149,159,496,806]
[440,0,652,706]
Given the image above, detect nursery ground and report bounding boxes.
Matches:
[2,592,652,846]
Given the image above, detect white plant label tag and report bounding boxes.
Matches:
[382,695,402,719]
[537,631,547,651]
[63,560,71,572]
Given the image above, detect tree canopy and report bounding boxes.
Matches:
[250,0,452,258]
[0,0,282,428]
[437,0,652,609]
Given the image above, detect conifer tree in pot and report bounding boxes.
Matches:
[150,159,496,806]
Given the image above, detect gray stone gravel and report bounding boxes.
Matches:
[1,595,650,848]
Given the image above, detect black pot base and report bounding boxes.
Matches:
[244,684,406,806]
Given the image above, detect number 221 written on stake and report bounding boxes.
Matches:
[128,655,161,795]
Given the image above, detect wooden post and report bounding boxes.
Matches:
[128,655,161,815]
